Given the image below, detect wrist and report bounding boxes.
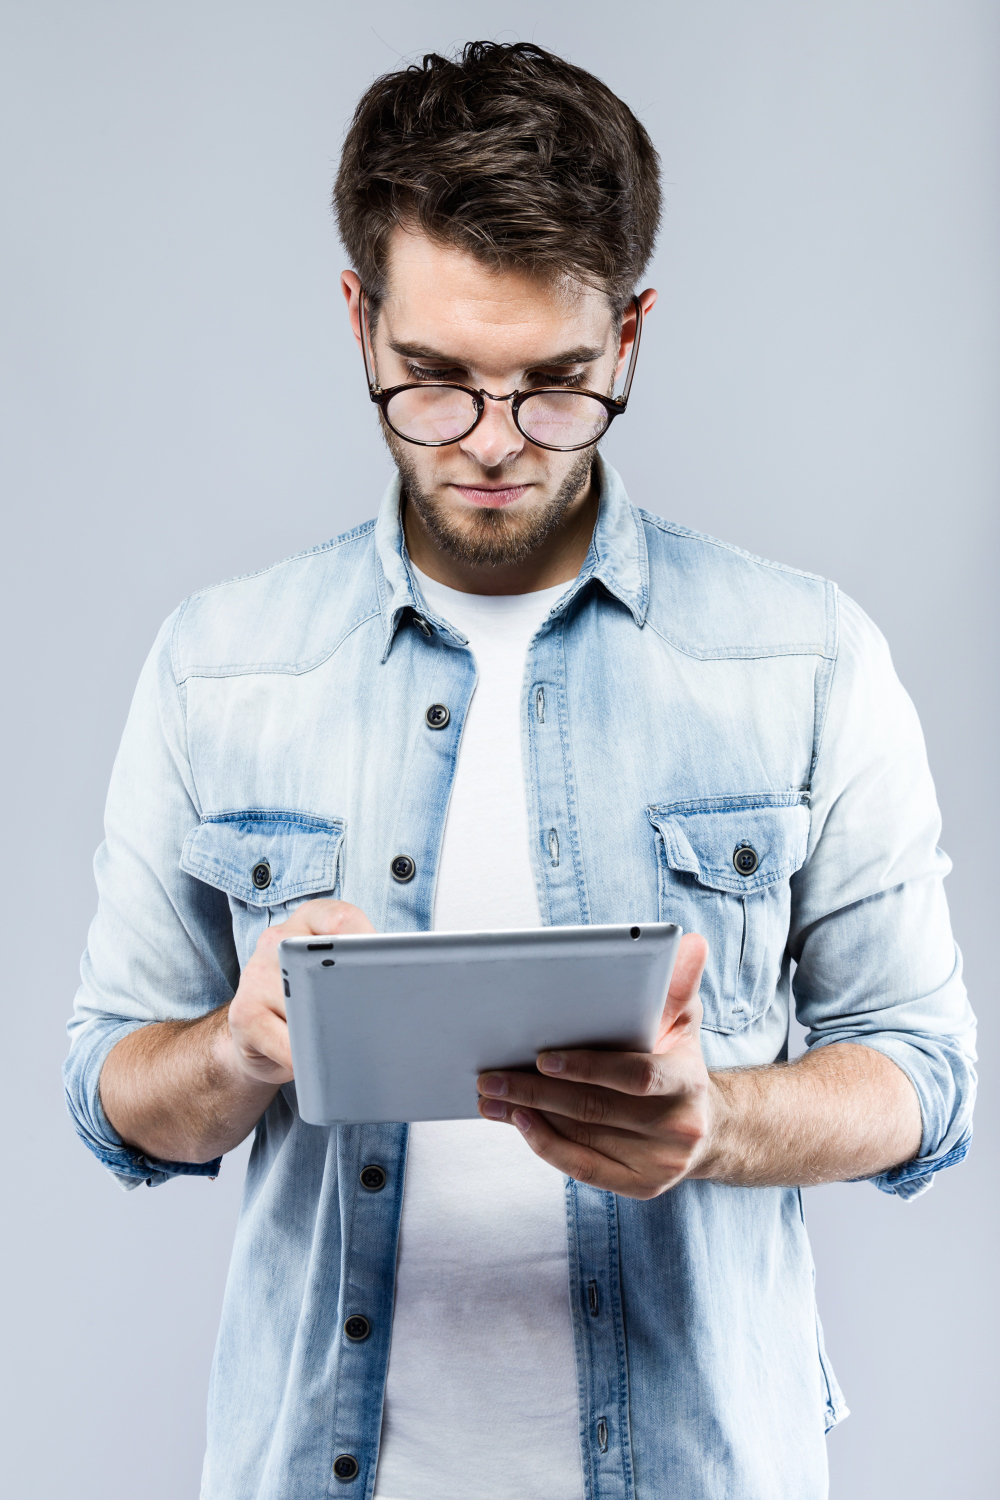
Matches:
[688,1073,733,1181]
[207,1004,249,1087]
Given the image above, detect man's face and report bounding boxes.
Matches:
[352,228,630,568]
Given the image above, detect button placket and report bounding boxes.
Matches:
[379,622,475,933]
[329,1124,408,1496]
[526,635,591,926]
[566,1178,635,1498]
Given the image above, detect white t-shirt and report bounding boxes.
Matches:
[373,568,586,1500]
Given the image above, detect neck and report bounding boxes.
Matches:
[402,470,600,596]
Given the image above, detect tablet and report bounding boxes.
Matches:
[280,922,682,1126]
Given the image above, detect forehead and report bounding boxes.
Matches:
[380,225,613,364]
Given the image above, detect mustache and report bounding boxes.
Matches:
[387,431,595,570]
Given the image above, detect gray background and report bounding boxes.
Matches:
[1,3,996,1496]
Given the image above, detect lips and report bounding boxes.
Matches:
[450,483,531,508]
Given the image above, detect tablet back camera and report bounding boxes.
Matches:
[630,926,641,939]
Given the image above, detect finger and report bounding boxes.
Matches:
[247,901,377,980]
[654,932,709,1048]
[276,899,377,938]
[504,1107,660,1198]
[530,1050,695,1098]
[477,1099,697,1193]
[478,1068,673,1127]
[478,1094,646,1148]
[530,1046,693,1097]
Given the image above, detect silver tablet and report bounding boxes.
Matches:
[280,922,682,1126]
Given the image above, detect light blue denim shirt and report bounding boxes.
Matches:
[65,457,975,1500]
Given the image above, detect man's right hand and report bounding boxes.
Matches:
[227,900,377,1084]
[100,898,376,1164]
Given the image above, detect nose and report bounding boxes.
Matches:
[458,392,524,468]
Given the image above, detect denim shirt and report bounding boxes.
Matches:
[65,457,976,1500]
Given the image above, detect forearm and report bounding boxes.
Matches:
[695,1041,923,1187]
[99,1004,279,1163]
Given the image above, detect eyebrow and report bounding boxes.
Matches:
[386,339,607,367]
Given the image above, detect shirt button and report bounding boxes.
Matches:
[344,1315,371,1342]
[412,614,432,637]
[391,854,416,883]
[333,1454,359,1482]
[425,703,450,729]
[251,860,271,890]
[359,1164,387,1191]
[733,844,759,876]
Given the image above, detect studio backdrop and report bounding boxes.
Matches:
[1,4,996,1497]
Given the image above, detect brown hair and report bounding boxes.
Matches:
[334,41,661,315]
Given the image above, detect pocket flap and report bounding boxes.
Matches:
[180,810,346,906]
[647,795,808,894]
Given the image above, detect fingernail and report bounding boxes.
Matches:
[479,1074,507,1097]
[512,1110,532,1133]
[480,1099,506,1121]
[537,1052,564,1074]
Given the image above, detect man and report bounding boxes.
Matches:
[65,41,975,1500]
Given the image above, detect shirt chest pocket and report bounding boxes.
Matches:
[180,810,346,968]
[647,795,809,1034]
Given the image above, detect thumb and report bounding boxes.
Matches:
[654,932,709,1051]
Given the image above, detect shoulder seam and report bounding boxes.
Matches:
[175,607,382,683]
[637,509,828,585]
[809,583,843,784]
[643,613,833,663]
[181,519,377,607]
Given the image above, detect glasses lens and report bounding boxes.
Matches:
[516,391,610,450]
[385,386,479,444]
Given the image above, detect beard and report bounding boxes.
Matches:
[384,428,596,569]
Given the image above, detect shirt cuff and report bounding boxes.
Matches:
[75,1132,223,1191]
[866,1131,971,1200]
[807,1029,975,1200]
[64,1015,223,1190]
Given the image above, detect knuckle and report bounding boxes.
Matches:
[629,1056,662,1096]
[321,900,352,927]
[580,1090,611,1126]
[517,1078,541,1108]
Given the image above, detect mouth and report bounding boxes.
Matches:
[449,482,532,508]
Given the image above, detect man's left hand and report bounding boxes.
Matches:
[476,932,711,1199]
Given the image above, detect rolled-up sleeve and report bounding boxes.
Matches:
[790,593,976,1199]
[64,609,238,1189]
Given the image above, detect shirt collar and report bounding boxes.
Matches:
[374,454,649,661]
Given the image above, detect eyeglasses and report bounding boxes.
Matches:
[358,293,643,452]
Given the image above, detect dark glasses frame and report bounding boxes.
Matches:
[357,292,644,452]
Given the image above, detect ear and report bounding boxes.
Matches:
[341,270,364,352]
[615,287,658,383]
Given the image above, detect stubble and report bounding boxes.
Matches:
[385,429,596,569]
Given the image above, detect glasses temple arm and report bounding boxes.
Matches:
[618,295,644,406]
[359,292,379,392]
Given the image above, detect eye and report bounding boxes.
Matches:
[526,370,588,389]
[405,362,465,383]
